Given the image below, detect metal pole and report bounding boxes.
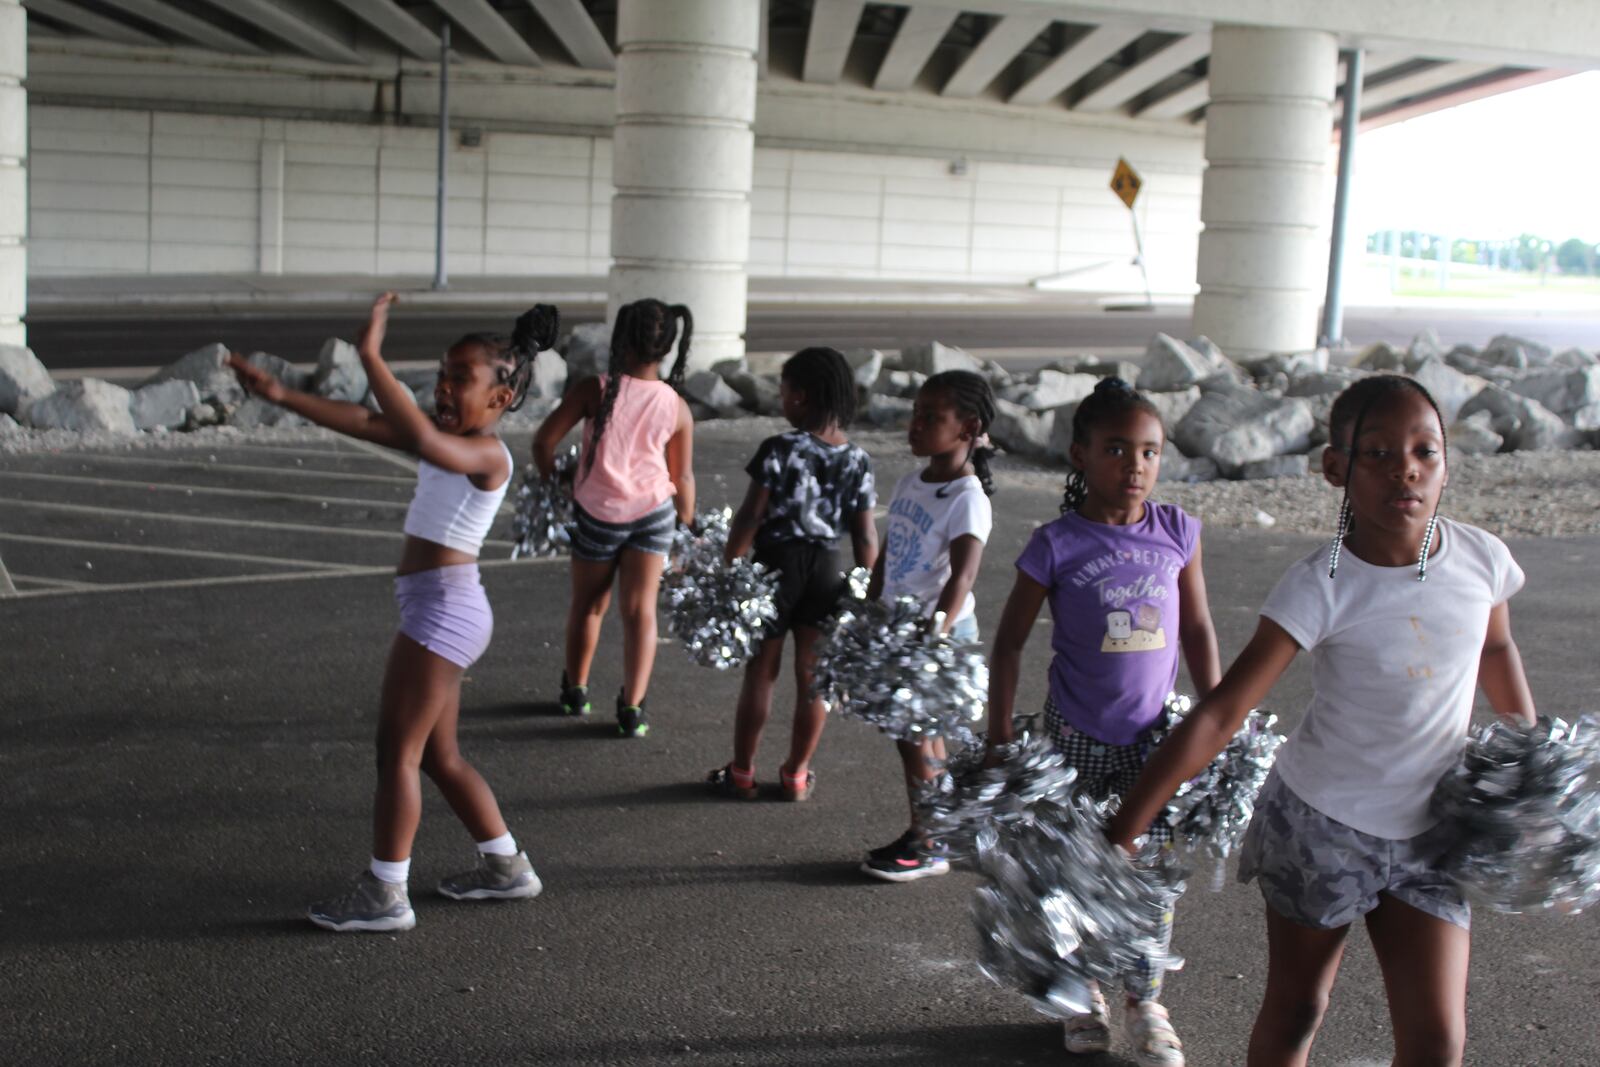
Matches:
[1319,47,1362,346]
[432,23,450,291]
[1130,207,1154,309]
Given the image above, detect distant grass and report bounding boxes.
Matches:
[1372,259,1600,301]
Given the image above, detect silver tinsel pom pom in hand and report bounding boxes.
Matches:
[509,445,577,559]
[660,507,779,671]
[972,798,1184,1018]
[916,732,1079,863]
[1156,693,1286,877]
[1431,714,1600,915]
[813,596,989,746]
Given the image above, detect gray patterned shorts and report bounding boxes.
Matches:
[1238,770,1470,931]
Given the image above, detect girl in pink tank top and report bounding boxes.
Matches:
[532,299,696,739]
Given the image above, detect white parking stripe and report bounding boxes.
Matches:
[343,436,420,473]
[0,550,16,596]
[0,469,411,511]
[2,498,516,547]
[3,554,556,599]
[8,573,100,590]
[46,450,415,484]
[0,532,353,571]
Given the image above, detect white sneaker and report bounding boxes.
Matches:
[1125,999,1185,1067]
[1062,983,1111,1054]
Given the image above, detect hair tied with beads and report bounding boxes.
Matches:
[1094,376,1134,395]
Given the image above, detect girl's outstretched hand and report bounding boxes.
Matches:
[360,291,399,356]
[226,352,285,403]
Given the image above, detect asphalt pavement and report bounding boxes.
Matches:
[3,423,1598,1065]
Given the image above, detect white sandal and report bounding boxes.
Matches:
[1061,984,1111,1054]
[1125,999,1185,1067]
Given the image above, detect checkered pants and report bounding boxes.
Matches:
[1043,696,1177,1001]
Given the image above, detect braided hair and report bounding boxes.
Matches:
[1325,374,1449,580]
[782,347,857,431]
[1060,376,1164,514]
[921,370,998,496]
[585,299,693,473]
[452,303,560,413]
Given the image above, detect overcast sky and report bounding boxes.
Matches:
[1349,70,1600,244]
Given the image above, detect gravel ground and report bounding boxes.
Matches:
[6,417,1600,540]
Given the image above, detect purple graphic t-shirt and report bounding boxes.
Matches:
[1016,503,1200,745]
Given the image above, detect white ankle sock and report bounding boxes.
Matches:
[370,856,411,885]
[476,832,518,857]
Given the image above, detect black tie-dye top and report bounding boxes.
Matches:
[746,430,876,549]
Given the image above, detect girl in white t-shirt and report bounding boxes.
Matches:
[1108,374,1536,1067]
[860,371,997,883]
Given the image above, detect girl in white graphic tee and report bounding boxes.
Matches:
[1109,375,1536,1067]
[860,371,997,883]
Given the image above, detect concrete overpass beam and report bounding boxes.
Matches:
[873,6,958,92]
[325,0,441,61]
[432,0,542,66]
[220,0,365,65]
[525,0,615,70]
[102,0,267,55]
[1073,31,1211,113]
[803,0,864,85]
[1008,22,1144,107]
[942,14,1052,99]
[1193,24,1338,357]
[610,0,758,370]
[24,0,162,46]
[0,0,22,345]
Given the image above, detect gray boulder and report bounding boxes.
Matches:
[1355,341,1407,372]
[184,402,222,430]
[1157,453,1221,483]
[1286,367,1369,397]
[528,349,566,400]
[129,379,201,431]
[725,370,783,416]
[27,378,136,434]
[684,371,745,419]
[865,394,914,427]
[143,342,242,407]
[1483,334,1553,368]
[1408,329,1444,367]
[989,398,1054,458]
[1507,365,1600,418]
[979,359,1014,388]
[1173,391,1314,478]
[999,369,1099,412]
[561,322,611,382]
[1242,349,1329,381]
[898,341,980,376]
[1458,385,1578,451]
[1240,454,1310,480]
[1449,410,1504,455]
[245,351,309,391]
[0,412,20,436]
[1410,357,1487,423]
[1140,333,1217,392]
[1144,386,1201,429]
[230,396,307,430]
[872,367,926,399]
[0,344,56,418]
[843,348,884,392]
[1552,347,1597,369]
[312,338,366,403]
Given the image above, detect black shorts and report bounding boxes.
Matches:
[755,540,844,639]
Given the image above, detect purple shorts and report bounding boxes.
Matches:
[395,564,493,669]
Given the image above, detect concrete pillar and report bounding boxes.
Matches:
[0,0,26,346]
[609,0,759,370]
[1193,25,1338,358]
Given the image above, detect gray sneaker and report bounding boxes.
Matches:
[307,871,416,933]
[438,851,543,901]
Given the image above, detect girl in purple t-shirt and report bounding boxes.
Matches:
[987,378,1221,1067]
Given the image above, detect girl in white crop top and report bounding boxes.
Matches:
[229,292,561,934]
[1107,376,1536,1066]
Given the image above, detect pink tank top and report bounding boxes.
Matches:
[573,374,681,523]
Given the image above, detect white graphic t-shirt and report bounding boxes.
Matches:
[881,471,992,625]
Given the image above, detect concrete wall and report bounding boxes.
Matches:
[26,104,1203,293]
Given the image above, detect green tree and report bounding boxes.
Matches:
[1556,237,1595,275]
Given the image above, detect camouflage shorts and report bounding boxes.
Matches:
[1238,771,1470,931]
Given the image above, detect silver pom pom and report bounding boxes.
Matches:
[813,596,989,746]
[660,507,780,671]
[917,732,1079,863]
[509,445,577,559]
[1431,714,1600,915]
[1156,693,1286,879]
[972,798,1185,1018]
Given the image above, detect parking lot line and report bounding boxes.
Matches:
[2,554,553,600]
[0,469,411,511]
[0,551,16,595]
[47,451,416,485]
[0,532,354,571]
[343,437,420,473]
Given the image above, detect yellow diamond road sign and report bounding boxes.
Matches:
[1110,157,1142,210]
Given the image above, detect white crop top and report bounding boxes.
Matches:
[402,440,513,555]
